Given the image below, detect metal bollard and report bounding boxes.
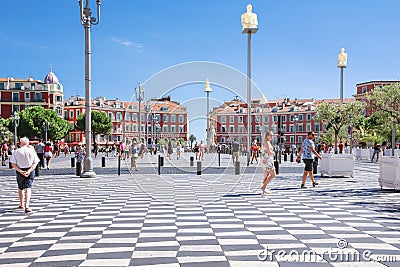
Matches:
[313,158,318,174]
[197,161,201,175]
[35,164,40,177]
[218,152,221,167]
[274,159,279,175]
[190,156,194,167]
[284,152,287,161]
[76,162,82,176]
[278,151,282,164]
[290,152,294,162]
[102,156,106,167]
[118,156,121,176]
[234,160,240,175]
[71,157,75,168]
[158,155,164,175]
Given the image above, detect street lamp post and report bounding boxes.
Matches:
[348,114,353,155]
[11,112,20,146]
[338,47,348,104]
[260,94,267,145]
[294,115,298,151]
[144,100,151,146]
[79,0,101,178]
[241,4,258,166]
[135,82,145,144]
[42,120,49,141]
[204,79,212,151]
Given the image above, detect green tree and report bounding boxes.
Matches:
[189,134,196,148]
[0,118,13,143]
[315,101,366,153]
[366,83,400,155]
[76,110,112,143]
[5,106,71,141]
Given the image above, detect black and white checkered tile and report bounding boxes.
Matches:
[0,157,399,266]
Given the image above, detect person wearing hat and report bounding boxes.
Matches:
[296,132,322,188]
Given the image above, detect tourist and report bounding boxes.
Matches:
[297,132,322,188]
[261,131,276,194]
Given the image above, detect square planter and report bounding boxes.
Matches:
[379,156,400,190]
[355,148,372,161]
[320,153,354,177]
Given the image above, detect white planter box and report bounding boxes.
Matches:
[379,156,400,190]
[320,153,354,177]
[355,148,372,161]
[383,149,400,157]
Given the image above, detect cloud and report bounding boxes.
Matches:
[112,37,143,48]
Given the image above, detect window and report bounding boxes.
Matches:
[13,92,19,102]
[306,124,311,132]
[179,126,184,132]
[306,114,312,121]
[70,110,74,118]
[238,116,243,123]
[255,126,260,132]
[132,124,137,131]
[264,126,269,132]
[56,96,62,102]
[362,86,367,93]
[221,116,226,123]
[132,113,137,121]
[298,136,303,143]
[77,110,81,117]
[125,113,131,121]
[108,112,114,120]
[76,134,80,141]
[282,125,287,132]
[220,137,225,143]
[141,114,145,121]
[298,114,304,121]
[0,83,4,89]
[34,93,42,102]
[290,125,295,132]
[229,126,234,132]
[117,136,121,142]
[171,115,176,122]
[141,125,145,132]
[221,126,226,133]
[116,112,122,122]
[238,126,244,133]
[125,124,130,131]
[171,126,176,132]
[314,124,320,132]
[298,124,304,132]
[163,115,168,122]
[263,116,269,123]
[281,115,286,122]
[56,106,62,116]
[273,116,278,122]
[255,116,260,123]
[15,83,23,89]
[178,115,184,123]
[290,136,294,143]
[25,92,30,99]
[230,116,234,123]
[64,110,68,119]
[12,105,20,113]
[162,125,168,132]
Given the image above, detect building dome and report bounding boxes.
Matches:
[44,66,60,84]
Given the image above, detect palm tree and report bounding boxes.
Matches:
[189,134,196,148]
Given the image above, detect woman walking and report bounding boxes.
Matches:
[261,131,276,195]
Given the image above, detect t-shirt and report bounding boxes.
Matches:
[35,143,44,154]
[301,138,315,159]
[232,141,240,153]
[10,145,40,168]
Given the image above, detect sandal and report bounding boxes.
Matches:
[25,208,32,213]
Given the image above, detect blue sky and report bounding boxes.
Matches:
[1,0,399,140]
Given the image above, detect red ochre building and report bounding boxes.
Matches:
[0,67,64,118]
[209,96,354,150]
[63,96,188,146]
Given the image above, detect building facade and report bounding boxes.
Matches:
[0,68,64,118]
[63,96,188,146]
[210,97,354,150]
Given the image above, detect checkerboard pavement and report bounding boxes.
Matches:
[0,154,399,266]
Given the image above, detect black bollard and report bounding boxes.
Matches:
[290,152,294,162]
[71,157,75,168]
[218,152,221,166]
[234,160,240,175]
[284,152,287,161]
[102,156,106,167]
[76,162,82,176]
[274,159,279,175]
[158,155,164,175]
[197,161,201,175]
[35,164,40,177]
[278,151,282,164]
[118,156,121,176]
[9,161,12,169]
[313,157,318,174]
[190,156,194,167]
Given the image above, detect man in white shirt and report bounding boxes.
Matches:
[10,137,40,213]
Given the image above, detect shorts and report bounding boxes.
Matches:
[303,159,314,171]
[232,152,239,162]
[16,168,35,190]
[45,152,52,158]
